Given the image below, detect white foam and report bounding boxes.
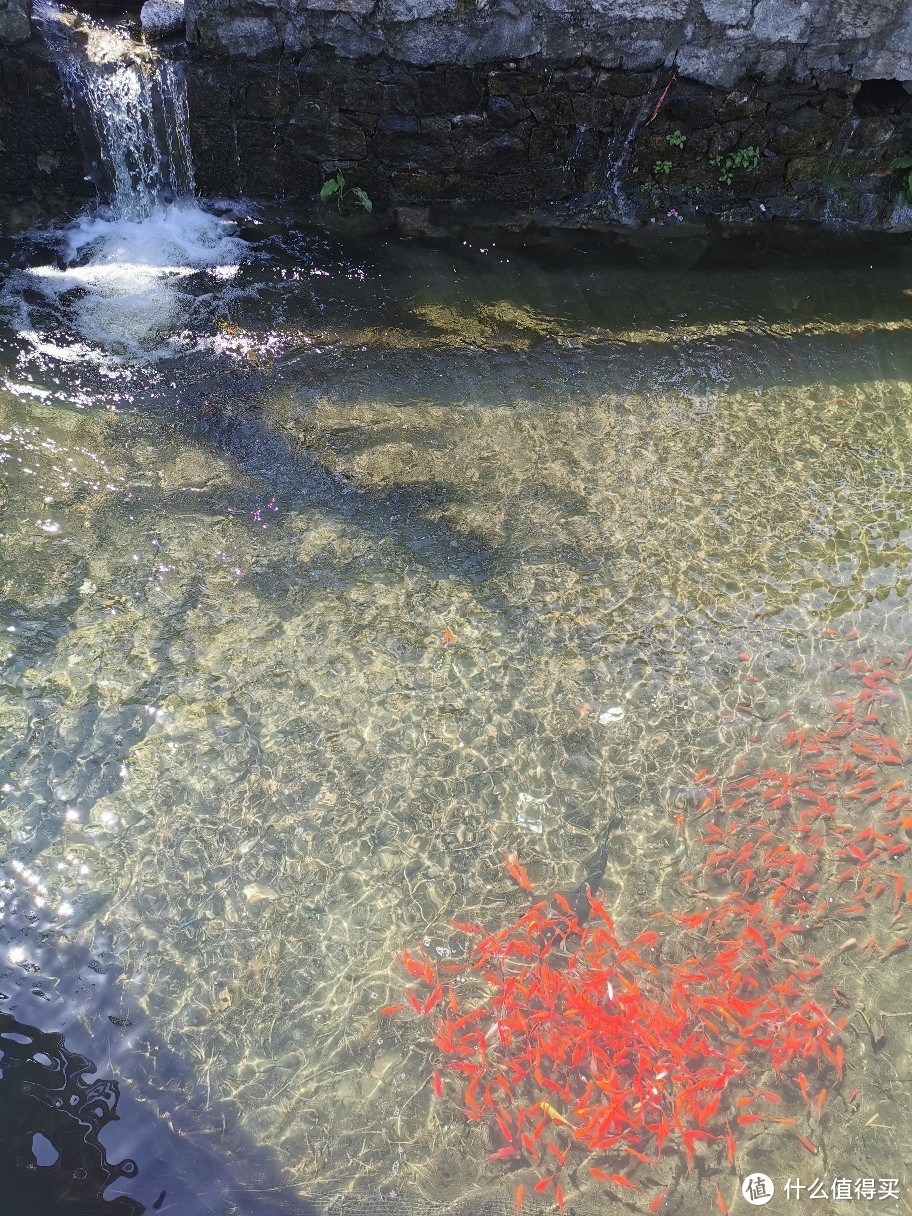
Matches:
[7,203,245,362]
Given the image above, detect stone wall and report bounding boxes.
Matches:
[185,0,912,90]
[2,0,912,233]
[181,0,912,231]
[0,39,95,224]
[183,50,912,233]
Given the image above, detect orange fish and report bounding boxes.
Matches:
[503,852,532,892]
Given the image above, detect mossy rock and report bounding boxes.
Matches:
[786,155,830,183]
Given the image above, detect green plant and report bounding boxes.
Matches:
[713,145,760,185]
[893,156,912,205]
[666,129,686,149]
[319,171,373,213]
[639,179,655,193]
[653,159,672,176]
[729,146,760,172]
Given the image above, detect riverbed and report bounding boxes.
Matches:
[1,213,912,1213]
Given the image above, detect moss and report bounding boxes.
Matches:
[786,155,830,182]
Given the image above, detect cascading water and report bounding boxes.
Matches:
[34,0,197,219]
[69,55,196,218]
[595,82,660,223]
[2,2,245,361]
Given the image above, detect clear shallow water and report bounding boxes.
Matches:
[1,217,912,1213]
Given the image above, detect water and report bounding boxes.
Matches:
[16,2,244,361]
[2,9,912,1213]
[598,100,644,221]
[2,222,912,1212]
[35,0,195,220]
[594,82,659,223]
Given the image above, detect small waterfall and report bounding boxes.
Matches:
[592,73,662,223]
[34,0,195,220]
[2,3,244,361]
[73,56,196,218]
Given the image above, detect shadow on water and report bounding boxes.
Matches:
[1,1010,147,1216]
[177,228,912,434]
[0,562,318,1213]
[0,570,208,862]
[333,229,912,354]
[185,391,496,585]
[0,578,320,1213]
[265,328,912,410]
[0,903,320,1216]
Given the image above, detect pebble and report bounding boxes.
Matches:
[243,882,279,904]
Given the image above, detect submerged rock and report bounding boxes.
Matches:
[140,0,185,40]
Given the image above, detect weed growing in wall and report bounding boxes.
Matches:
[893,156,912,205]
[320,171,373,212]
[712,146,761,186]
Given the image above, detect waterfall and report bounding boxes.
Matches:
[2,3,244,361]
[70,56,197,219]
[596,87,658,223]
[34,0,196,220]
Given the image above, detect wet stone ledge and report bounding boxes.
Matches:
[0,41,95,227]
[183,55,912,235]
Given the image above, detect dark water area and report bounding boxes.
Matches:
[0,1012,144,1216]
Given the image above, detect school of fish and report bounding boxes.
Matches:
[385,642,911,1212]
